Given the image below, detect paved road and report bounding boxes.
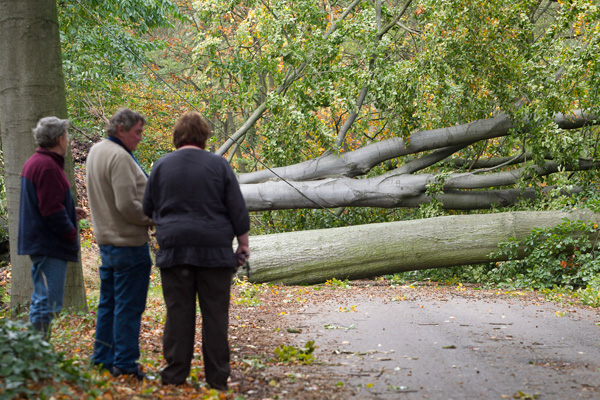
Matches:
[294,288,600,399]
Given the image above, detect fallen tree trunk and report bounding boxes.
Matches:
[241,209,600,285]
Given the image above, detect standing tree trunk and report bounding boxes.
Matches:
[0,0,86,312]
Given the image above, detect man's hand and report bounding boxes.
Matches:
[76,207,88,221]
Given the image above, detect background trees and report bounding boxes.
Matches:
[0,0,181,310]
[65,1,600,220]
[67,0,600,286]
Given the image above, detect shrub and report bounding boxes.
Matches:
[0,318,93,399]
[490,219,600,290]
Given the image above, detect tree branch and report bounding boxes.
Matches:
[382,144,469,176]
[238,110,598,183]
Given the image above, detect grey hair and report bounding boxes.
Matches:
[106,108,146,137]
[32,117,69,148]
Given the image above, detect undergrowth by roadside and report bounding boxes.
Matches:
[389,218,600,308]
[0,274,343,400]
[0,318,101,400]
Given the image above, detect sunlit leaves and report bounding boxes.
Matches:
[57,0,600,228]
[59,0,185,137]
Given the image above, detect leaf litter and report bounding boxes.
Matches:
[7,240,600,399]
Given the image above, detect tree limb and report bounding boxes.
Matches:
[382,144,469,176]
[238,110,597,183]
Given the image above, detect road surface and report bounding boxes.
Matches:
[293,286,600,399]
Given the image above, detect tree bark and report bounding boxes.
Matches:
[0,0,86,312]
[238,111,597,184]
[240,164,587,211]
[241,209,600,285]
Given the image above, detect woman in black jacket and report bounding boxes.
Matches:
[143,111,250,389]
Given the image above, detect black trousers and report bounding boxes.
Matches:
[160,265,234,387]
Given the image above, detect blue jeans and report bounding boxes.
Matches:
[29,256,67,324]
[92,244,151,372]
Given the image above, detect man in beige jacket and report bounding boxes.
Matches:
[87,108,153,381]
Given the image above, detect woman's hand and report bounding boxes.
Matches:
[236,233,250,266]
[236,250,249,266]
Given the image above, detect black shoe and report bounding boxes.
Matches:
[162,380,186,386]
[111,366,146,382]
[31,321,51,341]
[208,382,228,391]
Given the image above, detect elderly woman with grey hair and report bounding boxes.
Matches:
[18,116,87,340]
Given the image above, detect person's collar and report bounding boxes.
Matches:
[106,136,148,177]
[177,144,203,150]
[36,147,65,167]
[107,136,132,154]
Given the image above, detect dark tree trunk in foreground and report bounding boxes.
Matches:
[240,209,600,285]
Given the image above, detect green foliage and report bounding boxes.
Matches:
[56,0,600,227]
[59,0,185,144]
[0,318,94,399]
[490,218,600,289]
[574,276,600,307]
[78,218,90,231]
[253,207,412,234]
[416,198,445,219]
[233,278,262,307]
[324,278,350,289]
[0,282,9,318]
[388,264,492,286]
[274,341,316,364]
[60,0,181,86]
[58,0,600,186]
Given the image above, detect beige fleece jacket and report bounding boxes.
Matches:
[86,139,152,246]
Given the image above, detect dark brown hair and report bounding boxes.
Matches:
[172,111,211,149]
[106,108,146,137]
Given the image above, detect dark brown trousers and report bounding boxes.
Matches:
[160,265,234,388]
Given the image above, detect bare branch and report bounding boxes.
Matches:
[240,111,598,183]
[382,144,469,176]
[336,84,369,147]
[379,0,413,38]
[447,152,536,170]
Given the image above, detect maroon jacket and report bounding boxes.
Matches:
[18,148,78,261]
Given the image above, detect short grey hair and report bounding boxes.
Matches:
[106,108,146,137]
[32,117,69,148]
